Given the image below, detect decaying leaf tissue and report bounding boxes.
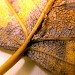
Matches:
[0,0,75,75]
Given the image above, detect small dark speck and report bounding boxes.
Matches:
[73,47,75,51]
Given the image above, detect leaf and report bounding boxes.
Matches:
[0,0,75,74]
[0,0,47,50]
[8,0,47,33]
[27,40,75,75]
[27,0,75,74]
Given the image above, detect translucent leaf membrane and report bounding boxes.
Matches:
[32,0,47,11]
[0,0,11,27]
[8,0,48,33]
[0,0,47,50]
[0,0,75,74]
[0,0,25,50]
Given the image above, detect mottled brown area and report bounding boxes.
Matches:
[0,18,25,50]
[27,0,75,75]
[33,0,75,39]
[8,0,48,33]
[26,0,47,33]
[0,0,47,50]
[27,40,75,74]
[26,6,41,33]
[0,0,75,75]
